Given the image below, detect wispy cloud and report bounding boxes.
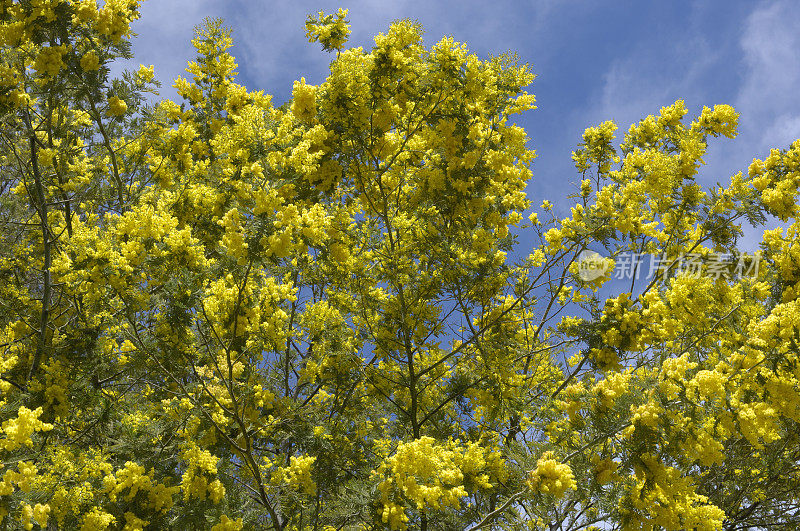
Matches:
[723,0,800,249]
[226,0,569,103]
[120,0,575,105]
[735,0,800,153]
[581,35,718,142]
[558,0,800,250]
[544,6,724,206]
[116,0,227,100]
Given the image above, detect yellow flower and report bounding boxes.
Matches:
[291,77,317,122]
[697,103,739,138]
[592,457,619,485]
[80,508,116,531]
[107,96,128,117]
[34,46,66,78]
[528,452,576,497]
[273,455,316,495]
[33,504,50,529]
[80,51,101,71]
[1,407,53,451]
[137,64,155,83]
[122,512,148,531]
[211,515,243,531]
[305,8,350,51]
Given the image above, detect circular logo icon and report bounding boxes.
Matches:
[577,250,608,281]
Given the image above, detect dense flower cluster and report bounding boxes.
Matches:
[375,437,501,529]
[305,8,351,51]
[528,452,576,498]
[0,2,798,530]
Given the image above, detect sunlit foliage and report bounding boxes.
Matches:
[0,2,798,529]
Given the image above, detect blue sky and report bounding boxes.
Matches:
[125,0,799,251]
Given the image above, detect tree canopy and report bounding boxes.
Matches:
[0,2,799,530]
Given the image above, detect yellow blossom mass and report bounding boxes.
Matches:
[0,3,797,530]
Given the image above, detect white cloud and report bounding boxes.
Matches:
[736,0,800,154]
[581,35,718,136]
[549,30,720,209]
[118,0,575,104]
[726,0,800,250]
[762,114,800,149]
[225,0,572,101]
[573,0,800,180]
[113,0,227,100]
[565,0,800,251]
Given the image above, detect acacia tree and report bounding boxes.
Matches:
[1,2,799,530]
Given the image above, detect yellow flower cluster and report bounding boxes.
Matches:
[80,507,115,531]
[80,50,100,71]
[305,8,351,51]
[750,139,800,221]
[180,443,223,502]
[40,359,70,417]
[679,427,725,467]
[211,515,244,531]
[376,436,498,527]
[271,455,317,495]
[96,0,140,42]
[136,64,154,83]
[630,401,661,429]
[570,251,615,291]
[572,120,619,174]
[688,369,726,402]
[70,0,140,42]
[109,461,150,502]
[624,454,726,531]
[528,452,576,497]
[593,370,631,409]
[696,103,739,138]
[0,461,38,496]
[735,401,780,449]
[97,460,178,515]
[380,501,409,531]
[6,2,800,529]
[107,95,128,117]
[592,456,620,485]
[122,512,148,531]
[18,502,50,530]
[219,207,248,263]
[291,77,317,123]
[34,45,66,78]
[1,406,53,451]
